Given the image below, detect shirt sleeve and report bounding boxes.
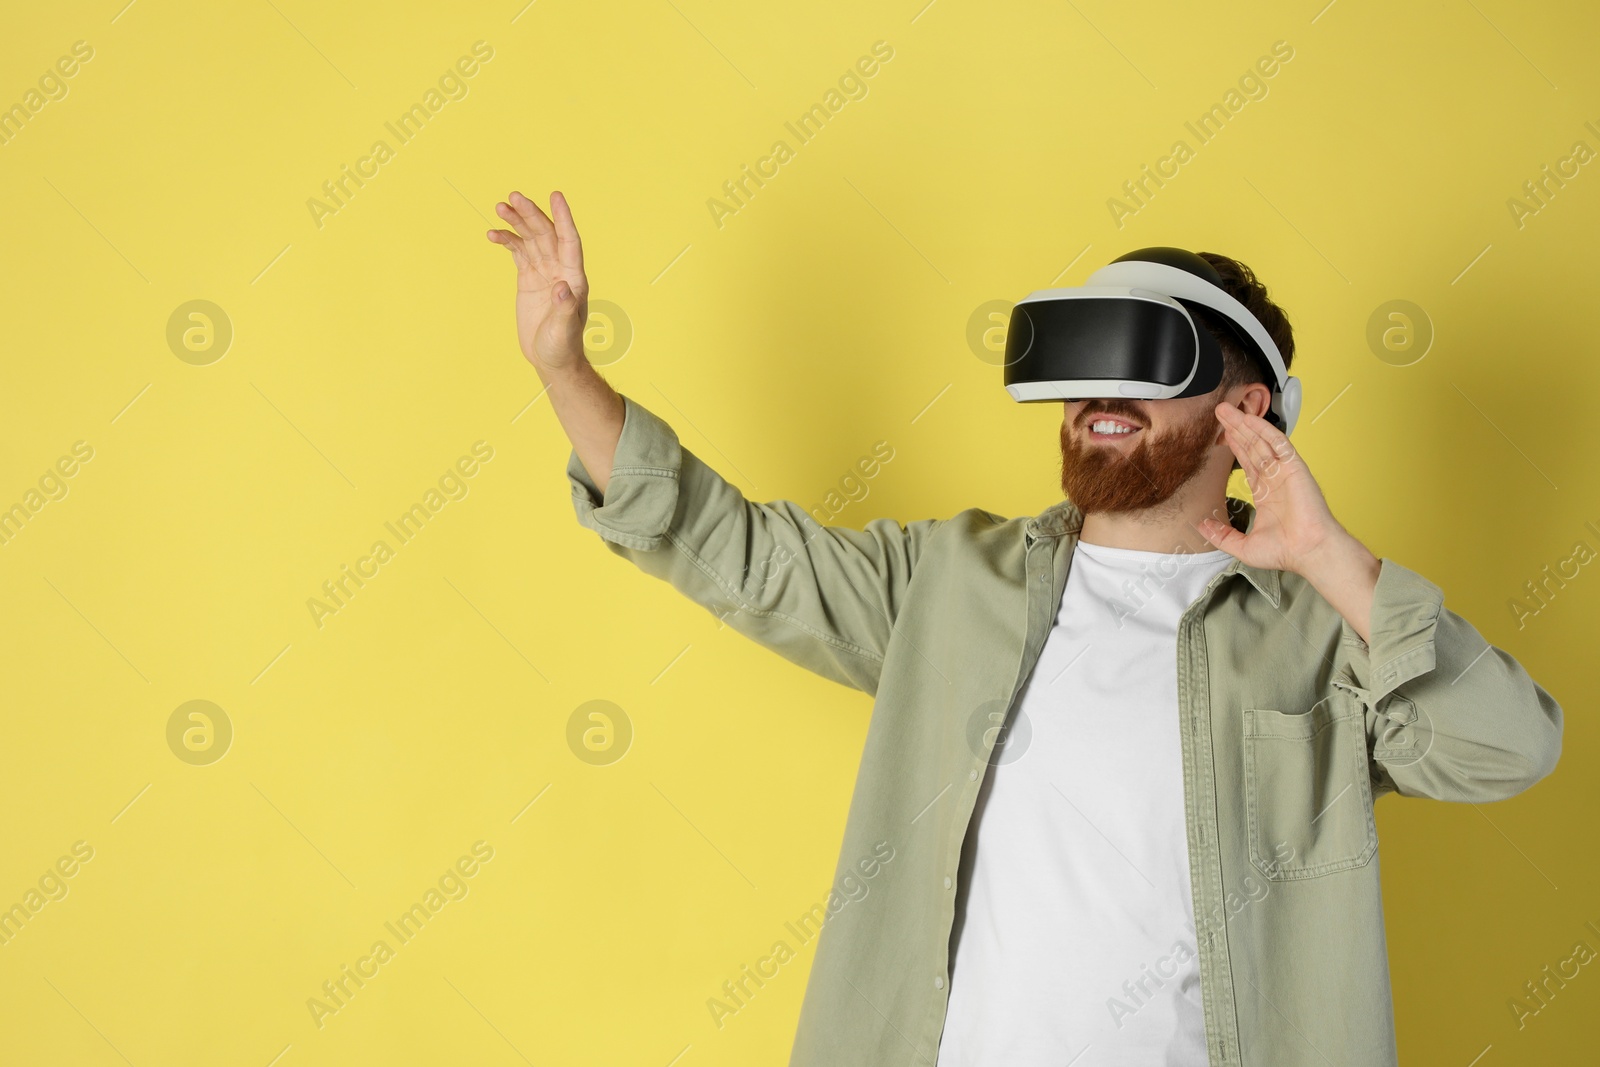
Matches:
[1331,558,1564,802]
[566,392,944,696]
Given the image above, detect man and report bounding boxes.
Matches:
[488,190,1563,1066]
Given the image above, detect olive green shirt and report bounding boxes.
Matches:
[565,393,1564,1066]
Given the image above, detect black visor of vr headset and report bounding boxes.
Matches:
[1002,246,1302,437]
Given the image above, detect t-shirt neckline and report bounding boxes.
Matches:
[1072,538,1234,565]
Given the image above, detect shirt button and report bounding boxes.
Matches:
[969,769,978,781]
[935,975,946,990]
[944,876,953,890]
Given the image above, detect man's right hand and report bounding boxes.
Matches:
[487,189,590,379]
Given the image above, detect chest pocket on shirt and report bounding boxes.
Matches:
[1242,690,1378,880]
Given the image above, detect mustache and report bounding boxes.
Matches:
[1075,401,1147,428]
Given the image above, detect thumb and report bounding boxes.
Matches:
[1197,516,1244,556]
[552,281,588,334]
[544,280,585,355]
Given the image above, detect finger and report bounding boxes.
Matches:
[1235,441,1263,500]
[1215,407,1260,482]
[1215,415,1276,504]
[486,224,524,246]
[1220,417,1268,483]
[507,190,559,262]
[1223,418,1299,507]
[1228,405,1297,467]
[493,200,530,239]
[549,190,586,273]
[1222,407,1295,484]
[486,229,531,270]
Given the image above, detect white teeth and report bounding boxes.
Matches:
[1091,420,1137,434]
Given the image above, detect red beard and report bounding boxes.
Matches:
[1060,402,1218,514]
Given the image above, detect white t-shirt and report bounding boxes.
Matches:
[936,538,1236,1066]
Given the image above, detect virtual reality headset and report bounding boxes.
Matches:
[1002,246,1302,437]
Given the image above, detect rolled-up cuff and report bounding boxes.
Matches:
[566,393,683,552]
[1343,558,1446,699]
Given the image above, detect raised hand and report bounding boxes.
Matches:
[1196,401,1346,575]
[1198,401,1383,643]
[486,190,589,377]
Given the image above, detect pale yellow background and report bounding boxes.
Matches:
[1,1,1596,1064]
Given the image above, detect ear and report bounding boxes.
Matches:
[1223,382,1273,420]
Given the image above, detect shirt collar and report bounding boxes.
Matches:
[1024,496,1282,608]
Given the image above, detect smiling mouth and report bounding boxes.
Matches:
[1085,417,1144,440]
